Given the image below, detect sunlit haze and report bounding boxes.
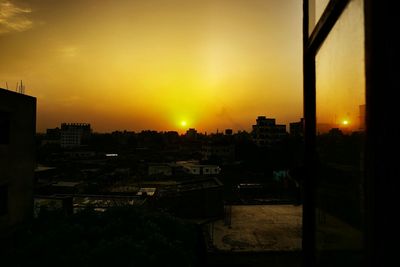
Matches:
[0,0,303,133]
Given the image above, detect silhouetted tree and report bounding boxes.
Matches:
[8,206,200,267]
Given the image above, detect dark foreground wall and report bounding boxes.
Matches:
[0,88,36,241]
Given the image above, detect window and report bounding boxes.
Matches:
[0,184,8,216]
[0,111,10,144]
[303,0,367,266]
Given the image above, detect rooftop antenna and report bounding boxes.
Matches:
[21,80,25,94]
[5,82,8,89]
[15,80,25,94]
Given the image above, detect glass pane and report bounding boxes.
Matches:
[309,0,330,35]
[315,0,365,266]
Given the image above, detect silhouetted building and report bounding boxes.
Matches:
[156,177,223,218]
[225,129,233,135]
[185,128,198,140]
[46,127,60,139]
[252,116,287,147]
[60,123,91,148]
[201,141,235,162]
[41,127,60,145]
[0,88,36,240]
[290,118,305,136]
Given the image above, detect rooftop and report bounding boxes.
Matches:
[207,205,302,252]
[0,87,36,101]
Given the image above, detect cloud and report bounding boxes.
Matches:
[0,1,33,34]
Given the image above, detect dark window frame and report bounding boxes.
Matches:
[303,1,354,266]
[303,1,397,267]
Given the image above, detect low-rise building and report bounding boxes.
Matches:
[185,128,198,140]
[201,142,235,163]
[41,127,61,146]
[60,123,91,148]
[156,177,224,218]
[176,161,221,175]
[252,116,287,147]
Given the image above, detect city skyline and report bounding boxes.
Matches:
[41,115,304,135]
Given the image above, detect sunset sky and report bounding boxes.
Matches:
[0,0,303,133]
[316,0,365,132]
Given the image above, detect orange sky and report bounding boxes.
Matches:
[1,0,303,133]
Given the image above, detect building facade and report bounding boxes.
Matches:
[252,116,287,147]
[60,123,91,148]
[0,88,36,240]
[201,142,235,163]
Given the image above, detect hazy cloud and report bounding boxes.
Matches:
[0,1,33,34]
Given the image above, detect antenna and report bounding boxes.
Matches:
[11,80,26,94]
[20,80,25,94]
[5,82,8,89]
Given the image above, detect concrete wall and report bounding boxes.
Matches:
[0,88,36,239]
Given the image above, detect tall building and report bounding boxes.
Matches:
[0,88,36,240]
[60,123,91,148]
[252,116,287,147]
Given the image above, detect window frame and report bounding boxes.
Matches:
[303,1,353,266]
[303,1,398,266]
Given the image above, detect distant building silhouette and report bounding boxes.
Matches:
[252,116,287,147]
[0,88,36,241]
[185,128,198,140]
[42,127,61,145]
[156,177,223,218]
[201,141,235,163]
[316,123,336,134]
[60,123,91,148]
[225,129,233,135]
[290,118,305,137]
